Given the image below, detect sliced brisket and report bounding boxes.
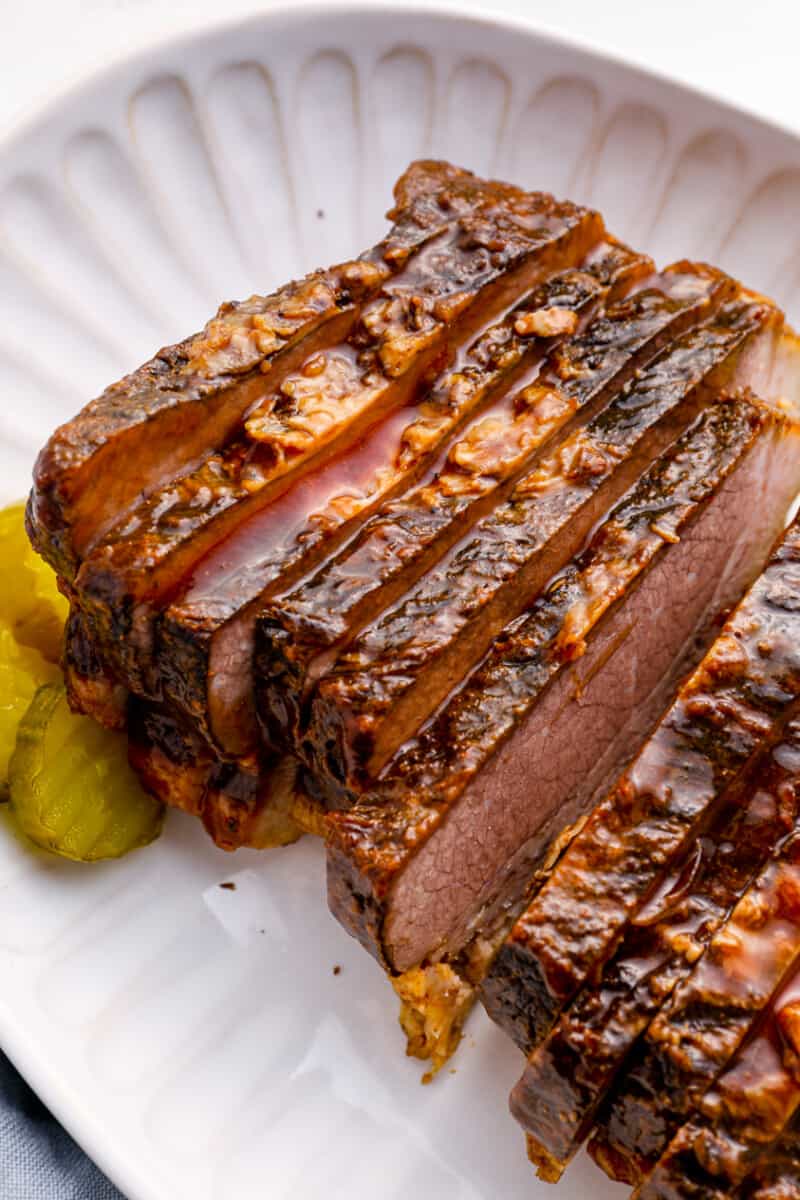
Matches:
[29,158,501,579]
[156,241,645,756]
[24,161,800,1164]
[326,397,800,973]
[201,756,308,851]
[482,513,800,1055]
[310,292,784,796]
[507,716,800,1182]
[74,186,600,696]
[258,262,725,756]
[587,762,800,1184]
[633,966,800,1199]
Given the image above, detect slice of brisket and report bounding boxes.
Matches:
[74,187,601,697]
[633,966,800,1199]
[309,291,784,796]
[587,766,800,1184]
[29,159,499,580]
[482,512,800,1055]
[155,241,645,756]
[507,716,800,1182]
[258,262,725,757]
[326,396,800,973]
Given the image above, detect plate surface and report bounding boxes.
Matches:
[3,6,800,1198]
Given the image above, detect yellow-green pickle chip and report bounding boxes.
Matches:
[0,502,68,663]
[9,682,164,862]
[0,628,60,791]
[0,500,164,859]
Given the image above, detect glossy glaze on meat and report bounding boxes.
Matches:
[30,159,502,579]
[588,723,800,1184]
[309,292,780,796]
[511,716,800,1182]
[158,241,646,756]
[484,516,800,1052]
[634,964,800,1199]
[326,398,800,971]
[257,262,722,757]
[73,176,599,696]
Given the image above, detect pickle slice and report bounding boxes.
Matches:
[9,681,164,861]
[0,627,59,795]
[0,502,68,663]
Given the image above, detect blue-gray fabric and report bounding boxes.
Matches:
[0,1052,124,1199]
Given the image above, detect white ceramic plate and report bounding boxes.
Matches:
[3,6,800,1198]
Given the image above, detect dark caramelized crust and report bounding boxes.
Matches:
[737,1116,800,1200]
[156,241,646,755]
[127,698,217,819]
[590,766,800,1183]
[633,968,800,1199]
[62,604,127,731]
[482,515,800,1054]
[326,399,800,971]
[28,281,355,582]
[126,698,313,850]
[75,187,602,696]
[200,757,306,851]
[309,293,780,795]
[257,262,723,754]
[510,716,800,1182]
[28,160,535,581]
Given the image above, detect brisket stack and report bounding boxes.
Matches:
[25,161,800,1196]
[485,520,800,1185]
